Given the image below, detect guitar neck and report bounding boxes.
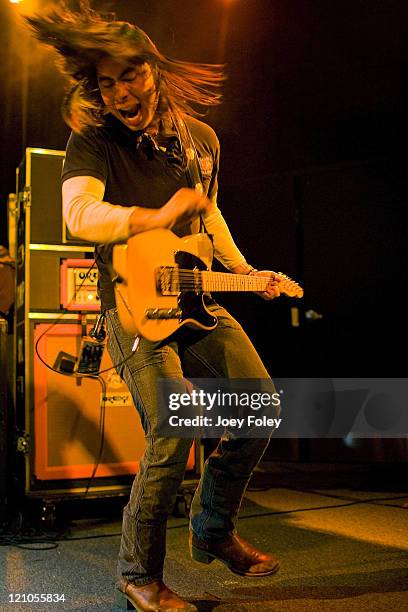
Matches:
[179,270,269,293]
[203,270,269,292]
[175,268,303,298]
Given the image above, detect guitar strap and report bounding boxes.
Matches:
[182,120,211,237]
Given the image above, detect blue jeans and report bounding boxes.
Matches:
[106,303,275,586]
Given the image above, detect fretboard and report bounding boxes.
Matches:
[177,270,269,293]
[158,266,303,298]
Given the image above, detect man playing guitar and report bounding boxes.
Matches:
[27,4,301,610]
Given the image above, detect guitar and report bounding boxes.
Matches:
[113,228,303,341]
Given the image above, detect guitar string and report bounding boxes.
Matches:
[159,279,301,295]
[163,271,300,290]
[172,279,297,286]
[173,280,298,288]
[157,269,302,296]
[166,273,299,284]
[168,271,298,281]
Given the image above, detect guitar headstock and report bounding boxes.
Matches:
[276,272,304,298]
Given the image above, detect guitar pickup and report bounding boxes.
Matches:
[156,266,179,295]
[145,308,183,319]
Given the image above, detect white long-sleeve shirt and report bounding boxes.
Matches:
[62,175,250,271]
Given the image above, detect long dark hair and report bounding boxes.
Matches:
[25,2,225,154]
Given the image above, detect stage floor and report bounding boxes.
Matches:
[1,463,407,611]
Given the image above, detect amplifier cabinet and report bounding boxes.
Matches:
[33,321,146,480]
[15,149,96,323]
[17,148,65,246]
[16,148,91,247]
[60,258,99,311]
[12,148,198,499]
[15,314,195,496]
[23,248,97,316]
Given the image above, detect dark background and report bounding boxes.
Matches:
[1,0,408,376]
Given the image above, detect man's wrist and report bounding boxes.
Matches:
[242,264,258,275]
[128,207,166,235]
[230,263,258,275]
[245,265,258,275]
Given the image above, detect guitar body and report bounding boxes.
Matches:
[113,228,303,342]
[113,229,217,341]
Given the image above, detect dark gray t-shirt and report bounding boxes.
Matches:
[62,114,219,310]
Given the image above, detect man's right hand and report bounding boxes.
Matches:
[159,187,211,229]
[128,187,211,236]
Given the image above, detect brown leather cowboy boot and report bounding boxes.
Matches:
[190,531,280,577]
[115,579,197,611]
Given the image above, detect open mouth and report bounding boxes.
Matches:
[118,105,141,121]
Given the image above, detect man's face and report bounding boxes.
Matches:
[97,56,158,131]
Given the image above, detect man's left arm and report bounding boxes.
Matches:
[202,198,282,300]
[200,126,282,300]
